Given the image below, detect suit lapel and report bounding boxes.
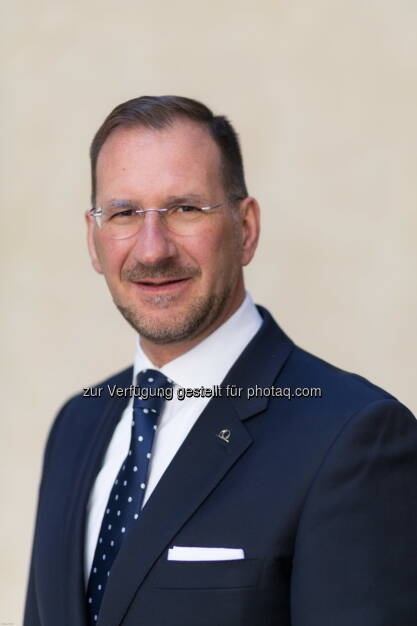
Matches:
[98,307,294,626]
[63,379,132,626]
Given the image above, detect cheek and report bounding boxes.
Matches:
[184,234,223,271]
[199,220,239,256]
[194,231,240,282]
[210,222,241,261]
[95,238,130,275]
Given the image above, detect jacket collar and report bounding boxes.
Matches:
[224,305,294,420]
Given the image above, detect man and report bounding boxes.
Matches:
[24,96,417,626]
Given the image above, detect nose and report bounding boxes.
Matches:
[130,211,178,265]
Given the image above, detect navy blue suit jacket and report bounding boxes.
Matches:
[24,307,417,625]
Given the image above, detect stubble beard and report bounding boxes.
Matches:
[114,259,238,345]
[116,289,232,344]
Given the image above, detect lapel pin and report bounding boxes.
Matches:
[217,429,231,443]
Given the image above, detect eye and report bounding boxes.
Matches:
[104,208,137,222]
[111,209,135,218]
[174,205,202,214]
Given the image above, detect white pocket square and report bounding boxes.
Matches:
[167,546,245,561]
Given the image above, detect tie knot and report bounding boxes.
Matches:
[136,369,172,390]
[133,369,174,414]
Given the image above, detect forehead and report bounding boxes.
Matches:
[95,120,224,203]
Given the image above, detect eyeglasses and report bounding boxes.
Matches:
[89,202,227,239]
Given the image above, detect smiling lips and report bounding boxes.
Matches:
[133,277,191,291]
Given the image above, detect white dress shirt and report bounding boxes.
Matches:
[84,292,263,584]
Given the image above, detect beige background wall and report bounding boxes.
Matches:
[2,0,416,622]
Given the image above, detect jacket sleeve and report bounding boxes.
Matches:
[291,398,417,626]
[23,546,42,626]
[23,398,73,626]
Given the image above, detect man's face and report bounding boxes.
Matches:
[86,120,259,349]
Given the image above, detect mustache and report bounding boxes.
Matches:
[122,260,200,282]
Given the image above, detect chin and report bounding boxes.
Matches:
[116,291,230,345]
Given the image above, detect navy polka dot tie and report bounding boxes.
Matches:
[86,369,173,624]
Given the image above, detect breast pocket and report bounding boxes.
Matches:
[151,558,262,589]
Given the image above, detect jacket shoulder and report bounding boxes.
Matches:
[277,343,416,428]
[41,365,133,473]
[65,365,134,409]
[289,344,394,401]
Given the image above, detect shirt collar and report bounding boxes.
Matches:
[132,292,263,389]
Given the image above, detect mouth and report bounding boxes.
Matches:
[132,277,192,292]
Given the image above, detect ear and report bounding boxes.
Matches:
[238,197,260,267]
[85,211,104,274]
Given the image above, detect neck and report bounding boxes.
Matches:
[139,288,246,368]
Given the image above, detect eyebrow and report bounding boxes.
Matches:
[105,194,208,208]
